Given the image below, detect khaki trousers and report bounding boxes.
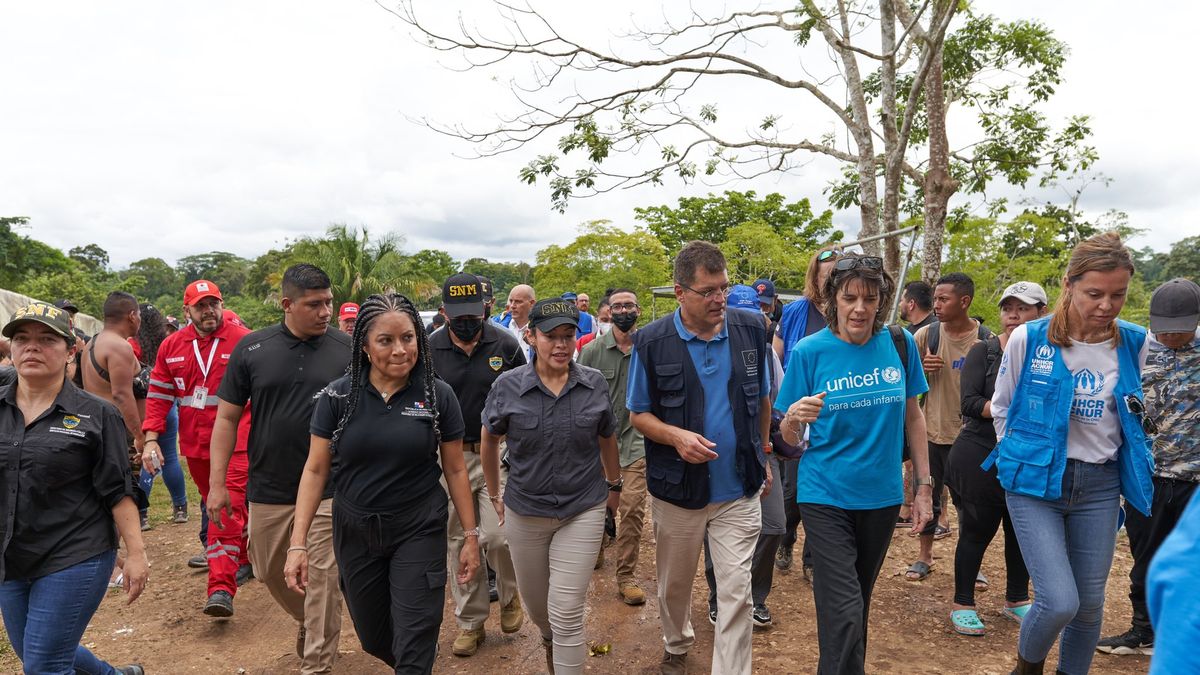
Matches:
[653,493,761,675]
[445,448,519,629]
[614,458,648,584]
[248,499,343,675]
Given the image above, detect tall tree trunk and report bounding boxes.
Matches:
[921,38,959,285]
[879,0,902,274]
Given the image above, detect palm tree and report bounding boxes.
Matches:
[288,224,438,305]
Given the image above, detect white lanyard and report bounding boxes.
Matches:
[192,338,220,381]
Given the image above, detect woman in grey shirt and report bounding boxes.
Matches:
[481,298,622,674]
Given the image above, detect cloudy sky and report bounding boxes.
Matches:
[2,1,1197,269]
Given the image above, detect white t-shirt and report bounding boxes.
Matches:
[993,324,1149,463]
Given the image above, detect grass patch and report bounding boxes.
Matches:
[142,456,202,529]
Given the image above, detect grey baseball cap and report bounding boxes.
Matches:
[998,281,1048,307]
[1149,278,1200,334]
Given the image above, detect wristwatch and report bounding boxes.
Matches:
[915,476,934,488]
[606,477,624,493]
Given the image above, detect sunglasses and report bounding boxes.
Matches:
[680,283,732,301]
[833,256,883,272]
[1124,395,1159,436]
[817,249,842,262]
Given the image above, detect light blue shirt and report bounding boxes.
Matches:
[628,309,769,503]
[774,327,927,509]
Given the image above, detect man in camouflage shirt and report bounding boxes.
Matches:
[1098,278,1200,657]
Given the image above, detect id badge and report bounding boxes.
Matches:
[191,386,208,409]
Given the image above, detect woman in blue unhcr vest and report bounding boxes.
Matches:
[988,232,1154,675]
[775,253,934,675]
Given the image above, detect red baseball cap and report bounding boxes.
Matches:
[184,279,223,306]
[339,303,359,321]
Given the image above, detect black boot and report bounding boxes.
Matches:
[1009,655,1044,675]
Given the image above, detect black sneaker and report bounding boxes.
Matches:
[775,546,793,571]
[236,563,255,587]
[140,514,151,531]
[708,607,717,626]
[488,565,499,603]
[187,553,208,569]
[1096,629,1153,655]
[752,604,772,629]
[114,666,145,675]
[204,590,234,618]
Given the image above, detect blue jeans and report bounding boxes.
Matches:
[1006,459,1121,674]
[139,403,188,510]
[0,550,118,674]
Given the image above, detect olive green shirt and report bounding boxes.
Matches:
[578,328,645,467]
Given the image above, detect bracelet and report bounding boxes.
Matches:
[488,494,502,503]
[462,528,481,537]
[144,439,159,446]
[287,546,308,553]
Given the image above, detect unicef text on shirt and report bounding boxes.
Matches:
[824,367,903,392]
[823,366,905,412]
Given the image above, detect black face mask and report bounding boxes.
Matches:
[611,311,638,333]
[449,317,484,342]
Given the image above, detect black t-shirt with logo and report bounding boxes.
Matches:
[429,322,526,443]
[310,371,464,510]
[217,323,351,504]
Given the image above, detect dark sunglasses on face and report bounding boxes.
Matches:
[1124,395,1159,435]
[833,256,883,272]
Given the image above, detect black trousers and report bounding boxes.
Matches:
[1124,477,1197,635]
[952,497,1029,606]
[799,503,899,675]
[334,490,449,674]
[919,441,953,536]
[780,458,813,567]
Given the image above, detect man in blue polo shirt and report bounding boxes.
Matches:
[628,242,772,675]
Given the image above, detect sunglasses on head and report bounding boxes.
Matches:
[833,256,883,272]
[817,249,842,262]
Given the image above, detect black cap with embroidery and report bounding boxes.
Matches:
[475,275,495,302]
[442,273,486,318]
[3,301,77,345]
[529,298,580,332]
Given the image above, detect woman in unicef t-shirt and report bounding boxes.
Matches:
[774,253,933,675]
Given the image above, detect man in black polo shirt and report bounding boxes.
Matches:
[208,264,351,675]
[431,272,527,657]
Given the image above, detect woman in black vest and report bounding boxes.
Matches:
[946,282,1047,636]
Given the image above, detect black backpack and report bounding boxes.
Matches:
[925,320,994,356]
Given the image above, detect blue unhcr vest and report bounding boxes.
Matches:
[983,317,1154,516]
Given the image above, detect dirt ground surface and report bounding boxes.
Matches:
[0,506,1150,674]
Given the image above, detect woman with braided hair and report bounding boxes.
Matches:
[285,293,480,674]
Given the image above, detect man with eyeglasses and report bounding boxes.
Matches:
[579,288,648,606]
[1099,277,1200,657]
[628,242,772,675]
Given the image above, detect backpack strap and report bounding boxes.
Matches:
[984,335,1003,375]
[888,324,908,367]
[927,322,940,356]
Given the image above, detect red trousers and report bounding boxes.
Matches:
[186,453,250,596]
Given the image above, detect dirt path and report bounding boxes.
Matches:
[1,513,1149,674]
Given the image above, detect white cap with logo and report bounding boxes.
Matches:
[998,281,1048,307]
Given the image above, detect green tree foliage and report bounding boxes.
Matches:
[123,257,180,304]
[175,252,253,296]
[221,294,281,331]
[68,244,111,273]
[633,191,837,256]
[287,224,437,305]
[532,221,670,303]
[1161,235,1200,282]
[0,217,74,288]
[459,258,533,300]
[19,268,145,318]
[719,223,810,289]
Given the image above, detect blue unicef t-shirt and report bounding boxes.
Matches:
[627,309,768,503]
[774,327,927,509]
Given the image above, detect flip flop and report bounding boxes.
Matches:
[895,515,913,528]
[975,572,990,591]
[1003,602,1032,623]
[934,524,953,540]
[951,609,986,636]
[905,560,932,581]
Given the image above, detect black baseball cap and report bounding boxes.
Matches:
[475,275,495,302]
[442,273,486,318]
[3,301,77,345]
[1149,278,1200,334]
[529,298,580,332]
[53,299,79,313]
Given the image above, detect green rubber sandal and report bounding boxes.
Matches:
[951,609,986,636]
[1003,602,1032,623]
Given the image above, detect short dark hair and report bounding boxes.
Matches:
[935,272,975,299]
[674,241,726,286]
[608,287,638,300]
[597,297,611,309]
[902,281,932,311]
[822,254,896,336]
[281,263,332,299]
[103,291,139,320]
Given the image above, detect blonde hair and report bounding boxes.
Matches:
[1047,231,1135,348]
[805,245,842,306]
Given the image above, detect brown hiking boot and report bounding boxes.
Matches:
[295,625,306,658]
[660,650,687,674]
[500,596,525,633]
[618,581,646,606]
[452,627,486,657]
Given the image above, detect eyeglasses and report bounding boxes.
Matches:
[610,302,640,312]
[1124,395,1159,435]
[817,249,842,262]
[833,256,883,273]
[680,283,732,300]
